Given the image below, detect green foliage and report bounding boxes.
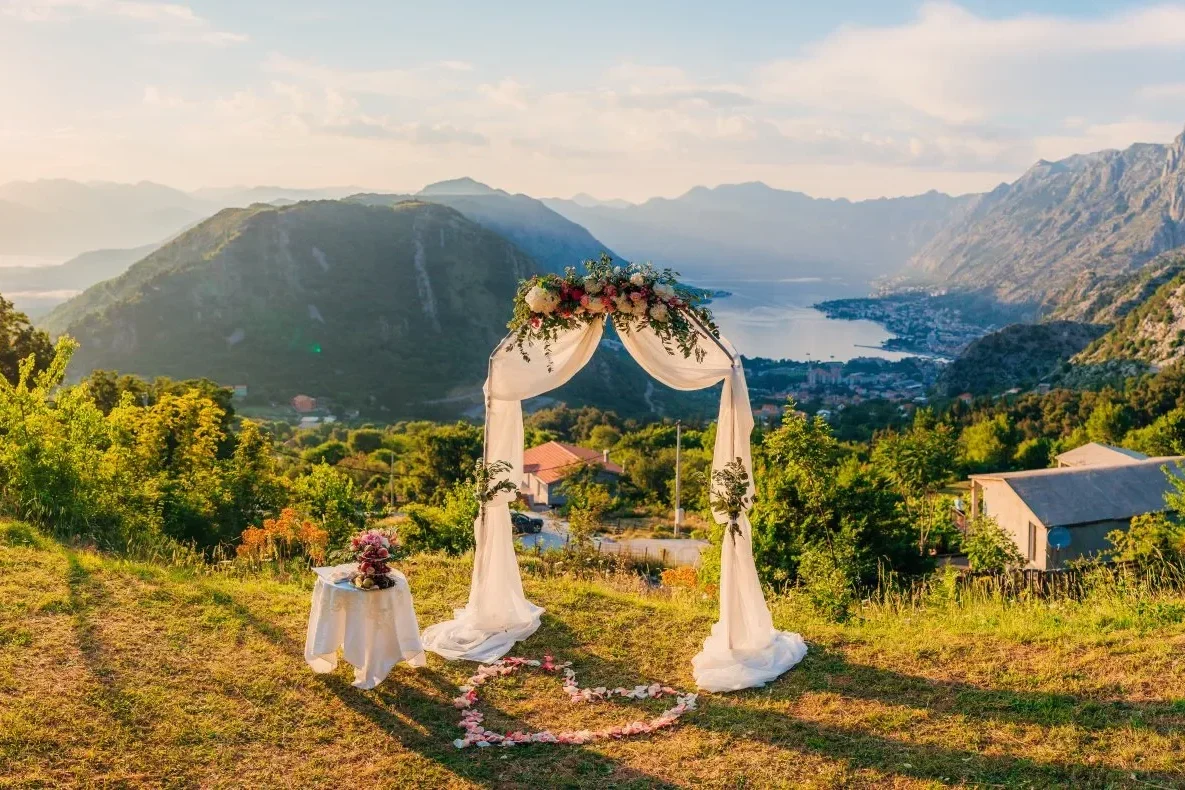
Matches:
[0,294,52,386]
[402,422,482,505]
[291,463,367,549]
[871,409,958,552]
[400,481,478,555]
[959,413,1016,473]
[1085,399,1133,444]
[964,514,1026,572]
[1108,512,1185,565]
[301,440,350,466]
[559,466,613,547]
[1012,437,1054,470]
[797,544,856,622]
[348,428,384,454]
[750,407,930,589]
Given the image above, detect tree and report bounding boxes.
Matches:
[560,466,613,547]
[1086,399,1133,445]
[587,424,621,451]
[348,428,384,454]
[403,422,482,504]
[750,407,928,589]
[302,440,350,466]
[871,409,958,553]
[0,294,52,386]
[959,414,1015,473]
[1012,437,1054,470]
[292,463,367,548]
[963,514,1025,572]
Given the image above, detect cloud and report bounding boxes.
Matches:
[2,0,247,45]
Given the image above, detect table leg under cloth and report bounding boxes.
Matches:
[304,568,426,690]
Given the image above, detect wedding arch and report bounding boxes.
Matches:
[421,257,807,692]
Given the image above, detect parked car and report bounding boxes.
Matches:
[511,511,543,534]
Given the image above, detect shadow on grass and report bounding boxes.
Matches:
[511,617,1184,787]
[204,586,678,790]
[65,552,144,734]
[796,646,1185,737]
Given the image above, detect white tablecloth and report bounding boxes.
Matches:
[304,565,426,689]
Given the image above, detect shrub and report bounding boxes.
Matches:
[1108,512,1185,565]
[237,508,328,566]
[400,482,478,555]
[798,544,855,622]
[964,514,1026,572]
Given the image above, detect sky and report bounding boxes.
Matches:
[1,0,1185,202]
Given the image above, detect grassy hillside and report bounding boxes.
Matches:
[3,521,1185,788]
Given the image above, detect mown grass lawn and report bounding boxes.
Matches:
[2,519,1185,789]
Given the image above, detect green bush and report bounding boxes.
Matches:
[400,482,478,555]
[964,514,1025,572]
[797,544,855,622]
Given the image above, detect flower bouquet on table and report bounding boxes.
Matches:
[347,528,399,590]
[507,253,719,369]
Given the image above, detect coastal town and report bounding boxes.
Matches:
[813,293,999,357]
[745,355,949,426]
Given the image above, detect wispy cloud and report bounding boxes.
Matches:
[2,0,247,45]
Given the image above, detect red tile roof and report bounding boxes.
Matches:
[522,441,623,485]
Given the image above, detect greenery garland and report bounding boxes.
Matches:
[507,253,719,369]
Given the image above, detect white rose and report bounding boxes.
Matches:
[585,296,605,313]
[649,302,670,322]
[585,280,604,295]
[653,283,675,301]
[629,272,645,287]
[525,285,559,314]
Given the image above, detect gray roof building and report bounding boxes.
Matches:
[968,457,1184,569]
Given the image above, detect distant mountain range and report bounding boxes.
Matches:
[40,200,715,420]
[544,184,972,281]
[900,127,1185,309]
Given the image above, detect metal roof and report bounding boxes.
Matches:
[972,457,1184,527]
[1055,442,1148,468]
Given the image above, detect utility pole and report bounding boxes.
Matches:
[674,420,682,538]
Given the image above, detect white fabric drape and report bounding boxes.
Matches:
[423,316,805,690]
[421,322,604,662]
[616,327,806,692]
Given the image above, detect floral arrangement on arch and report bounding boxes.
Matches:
[508,253,719,367]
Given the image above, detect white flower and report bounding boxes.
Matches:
[649,302,670,322]
[585,279,604,295]
[613,266,623,275]
[629,272,645,287]
[584,296,606,313]
[653,282,675,301]
[524,285,559,314]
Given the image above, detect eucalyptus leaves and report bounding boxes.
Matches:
[471,458,518,505]
[705,457,753,540]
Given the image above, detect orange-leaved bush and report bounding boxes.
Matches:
[237,508,328,565]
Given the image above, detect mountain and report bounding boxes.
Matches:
[901,127,1185,307]
[1074,258,1185,368]
[1050,251,1185,324]
[0,244,159,295]
[190,185,367,206]
[568,193,634,209]
[544,184,972,282]
[0,180,208,255]
[937,321,1106,396]
[349,179,616,273]
[40,200,713,420]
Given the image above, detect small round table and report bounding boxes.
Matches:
[304,564,426,689]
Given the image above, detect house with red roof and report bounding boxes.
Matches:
[521,441,624,507]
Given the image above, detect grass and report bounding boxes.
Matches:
[3,520,1185,789]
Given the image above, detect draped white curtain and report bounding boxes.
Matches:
[421,323,603,662]
[422,317,806,691]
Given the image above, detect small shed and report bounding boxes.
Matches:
[969,457,1183,569]
[1055,442,1147,468]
